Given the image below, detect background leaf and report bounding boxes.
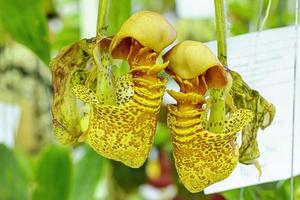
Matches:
[0,144,29,200]
[107,0,131,36]
[221,179,300,200]
[70,146,106,200]
[112,160,146,192]
[0,0,50,64]
[32,146,72,200]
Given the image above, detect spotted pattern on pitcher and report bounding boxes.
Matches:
[167,105,253,193]
[73,64,167,168]
[115,74,134,105]
[51,38,96,144]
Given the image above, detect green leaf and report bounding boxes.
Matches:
[14,149,35,183]
[107,0,131,36]
[154,121,170,146]
[32,146,72,200]
[112,160,146,192]
[0,144,29,200]
[0,0,50,64]
[221,179,300,200]
[70,146,106,200]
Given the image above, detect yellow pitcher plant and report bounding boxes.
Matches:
[50,10,275,193]
[72,11,177,168]
[163,41,253,192]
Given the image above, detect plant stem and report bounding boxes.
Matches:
[208,0,228,132]
[208,89,226,132]
[97,0,110,36]
[94,47,116,105]
[94,0,116,105]
[214,0,227,66]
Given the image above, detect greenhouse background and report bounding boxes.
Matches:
[0,0,299,199]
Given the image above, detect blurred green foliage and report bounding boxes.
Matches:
[112,161,146,192]
[222,177,300,200]
[176,19,216,42]
[107,0,131,36]
[49,0,80,52]
[154,106,171,147]
[0,144,109,200]
[32,146,72,200]
[0,0,50,64]
[0,144,29,200]
[228,0,294,35]
[70,146,105,200]
[1,143,300,200]
[132,0,175,13]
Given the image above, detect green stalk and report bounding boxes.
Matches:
[96,1,116,199]
[94,46,116,105]
[97,0,109,36]
[214,0,227,66]
[208,89,226,132]
[94,0,116,105]
[208,0,228,132]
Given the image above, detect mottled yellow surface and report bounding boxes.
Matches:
[73,64,168,168]
[51,38,96,144]
[167,105,253,193]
